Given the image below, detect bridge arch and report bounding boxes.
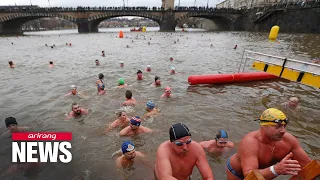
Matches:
[87,12,162,32]
[176,12,240,30]
[0,12,76,35]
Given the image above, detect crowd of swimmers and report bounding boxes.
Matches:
[3,42,315,179]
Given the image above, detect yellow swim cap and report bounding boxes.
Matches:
[259,108,288,126]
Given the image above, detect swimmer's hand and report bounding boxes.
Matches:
[274,152,301,175]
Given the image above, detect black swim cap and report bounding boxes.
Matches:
[169,123,191,142]
[137,70,142,74]
[155,76,160,82]
[99,73,104,79]
[216,129,228,140]
[5,117,18,127]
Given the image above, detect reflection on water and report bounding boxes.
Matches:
[0,28,319,180]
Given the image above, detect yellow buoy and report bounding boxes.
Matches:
[142,26,146,32]
[269,25,280,41]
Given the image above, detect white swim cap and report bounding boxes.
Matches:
[71,85,76,89]
[171,67,176,70]
[120,61,124,64]
[147,65,151,68]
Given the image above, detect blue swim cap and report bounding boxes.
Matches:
[216,129,228,139]
[130,116,141,126]
[121,141,135,154]
[146,101,155,110]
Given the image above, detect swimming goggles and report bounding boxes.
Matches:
[257,119,289,124]
[174,139,192,146]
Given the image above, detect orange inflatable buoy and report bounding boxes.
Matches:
[119,31,124,38]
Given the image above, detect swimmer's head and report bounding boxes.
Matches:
[8,61,13,66]
[102,51,104,53]
[98,73,104,80]
[125,90,132,99]
[155,76,161,85]
[165,87,171,96]
[146,101,155,110]
[49,61,53,65]
[71,102,81,115]
[116,111,126,119]
[118,78,125,85]
[121,141,136,160]
[215,129,228,147]
[169,123,191,155]
[5,117,18,132]
[146,65,151,71]
[257,108,288,141]
[130,116,141,130]
[95,60,100,65]
[289,97,299,107]
[71,85,77,95]
[137,70,143,79]
[170,67,176,74]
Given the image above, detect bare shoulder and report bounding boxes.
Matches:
[157,141,170,154]
[199,140,211,147]
[192,141,206,154]
[135,151,146,158]
[282,132,299,145]
[239,131,259,152]
[119,126,130,135]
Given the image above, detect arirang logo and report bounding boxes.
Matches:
[12,132,72,163]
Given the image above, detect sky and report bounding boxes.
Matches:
[0,0,220,7]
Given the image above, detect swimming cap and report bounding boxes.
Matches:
[137,70,142,74]
[289,97,299,102]
[71,85,76,89]
[99,73,104,79]
[216,129,228,140]
[169,123,191,142]
[259,108,287,126]
[146,101,155,110]
[5,117,18,127]
[120,61,124,64]
[118,78,125,85]
[121,141,135,154]
[147,65,151,68]
[130,116,141,126]
[171,67,175,70]
[155,76,160,82]
[165,87,171,92]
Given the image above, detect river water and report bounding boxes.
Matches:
[0,27,319,180]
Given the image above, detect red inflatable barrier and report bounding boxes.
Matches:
[188,72,278,85]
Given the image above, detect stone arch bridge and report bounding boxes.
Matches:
[0,8,244,35]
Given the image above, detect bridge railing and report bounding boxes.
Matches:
[0,5,245,13]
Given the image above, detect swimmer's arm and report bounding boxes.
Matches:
[119,128,128,136]
[290,134,311,167]
[115,157,122,169]
[82,109,89,115]
[239,137,277,179]
[105,121,118,134]
[155,146,178,180]
[144,127,153,133]
[196,146,214,180]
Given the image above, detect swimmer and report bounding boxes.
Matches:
[226,108,311,180]
[95,60,100,66]
[120,61,124,68]
[211,44,213,47]
[0,117,29,138]
[51,46,54,49]
[234,45,237,49]
[199,129,234,154]
[96,73,105,87]
[8,61,15,68]
[118,78,128,88]
[102,51,105,57]
[152,76,161,87]
[146,65,152,72]
[119,116,153,136]
[105,111,130,134]
[144,101,159,118]
[116,141,150,169]
[122,90,137,106]
[170,56,174,61]
[69,43,72,46]
[170,67,176,74]
[66,43,68,46]
[148,42,151,45]
[53,44,55,47]
[126,45,129,48]
[66,102,88,119]
[45,44,48,46]
[155,123,214,180]
[49,61,54,68]
[312,58,320,64]
[282,97,300,110]
[63,85,87,98]
[174,41,176,44]
[137,70,143,80]
[161,87,172,98]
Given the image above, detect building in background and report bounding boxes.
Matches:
[162,0,174,10]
